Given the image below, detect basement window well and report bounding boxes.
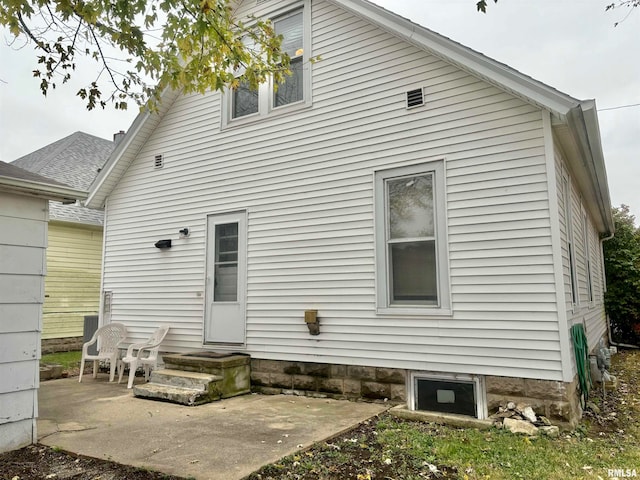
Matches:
[409,373,487,419]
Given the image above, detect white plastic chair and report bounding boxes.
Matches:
[79,322,127,383]
[118,326,170,388]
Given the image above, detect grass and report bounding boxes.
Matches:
[41,350,82,370]
[246,349,640,480]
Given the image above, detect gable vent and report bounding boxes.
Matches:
[406,88,425,109]
[154,154,164,169]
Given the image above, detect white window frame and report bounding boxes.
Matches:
[408,371,487,419]
[221,0,312,128]
[374,160,451,316]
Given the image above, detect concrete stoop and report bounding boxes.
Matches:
[133,369,224,406]
[133,352,251,406]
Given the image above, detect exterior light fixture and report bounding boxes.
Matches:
[155,239,172,249]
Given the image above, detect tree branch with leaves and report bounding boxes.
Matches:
[1,0,292,110]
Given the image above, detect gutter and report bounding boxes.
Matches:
[0,177,87,203]
[566,102,614,236]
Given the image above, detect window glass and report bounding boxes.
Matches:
[274,11,304,107]
[274,57,303,107]
[275,11,303,57]
[388,174,434,239]
[390,241,438,304]
[214,223,238,302]
[232,80,259,119]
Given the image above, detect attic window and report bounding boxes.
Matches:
[154,154,164,169]
[406,88,425,109]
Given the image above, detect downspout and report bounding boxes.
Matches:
[601,232,639,349]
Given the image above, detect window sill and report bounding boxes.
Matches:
[221,99,312,131]
[376,307,453,317]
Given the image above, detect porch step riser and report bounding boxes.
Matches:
[133,384,221,406]
[151,370,222,390]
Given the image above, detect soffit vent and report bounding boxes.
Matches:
[406,88,425,109]
[154,154,164,169]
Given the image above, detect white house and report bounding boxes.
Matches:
[86,0,613,425]
[0,161,86,453]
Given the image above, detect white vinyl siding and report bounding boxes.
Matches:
[0,192,45,453]
[555,149,607,352]
[101,0,564,380]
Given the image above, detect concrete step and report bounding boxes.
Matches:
[133,383,221,406]
[150,369,222,391]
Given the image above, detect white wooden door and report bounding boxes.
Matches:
[204,211,246,344]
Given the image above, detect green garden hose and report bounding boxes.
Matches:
[571,324,592,409]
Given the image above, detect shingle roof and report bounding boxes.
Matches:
[0,160,72,187]
[0,161,68,187]
[12,131,114,226]
[0,160,86,203]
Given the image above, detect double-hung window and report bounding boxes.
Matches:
[375,161,451,315]
[227,2,310,124]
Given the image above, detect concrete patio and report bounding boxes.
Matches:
[37,375,388,480]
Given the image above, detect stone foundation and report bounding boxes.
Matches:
[485,375,582,427]
[253,360,582,426]
[42,336,83,354]
[250,359,407,402]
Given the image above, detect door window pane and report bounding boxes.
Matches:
[390,240,437,304]
[388,174,434,239]
[214,223,238,302]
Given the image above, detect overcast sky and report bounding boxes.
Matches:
[1,0,638,219]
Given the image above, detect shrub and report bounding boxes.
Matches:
[604,205,640,345]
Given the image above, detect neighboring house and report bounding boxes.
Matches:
[0,161,86,453]
[12,132,116,352]
[86,0,613,425]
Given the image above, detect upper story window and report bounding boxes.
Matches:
[375,161,451,316]
[225,2,310,126]
[273,10,304,107]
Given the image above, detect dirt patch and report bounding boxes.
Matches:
[244,417,458,479]
[0,444,190,480]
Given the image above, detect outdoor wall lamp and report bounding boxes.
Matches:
[305,310,320,335]
[155,239,172,249]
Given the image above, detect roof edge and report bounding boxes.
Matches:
[0,176,87,203]
[566,101,614,236]
[86,108,151,209]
